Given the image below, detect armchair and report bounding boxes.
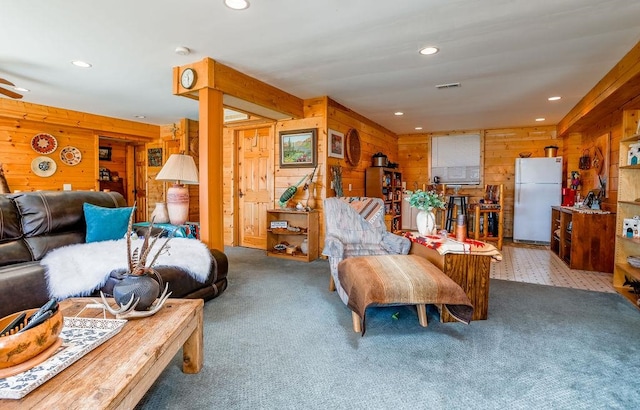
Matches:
[322,197,411,304]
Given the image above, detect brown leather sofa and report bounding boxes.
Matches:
[0,191,228,318]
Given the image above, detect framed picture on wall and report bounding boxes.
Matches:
[328,129,344,159]
[279,129,317,168]
[98,146,112,161]
[147,148,163,167]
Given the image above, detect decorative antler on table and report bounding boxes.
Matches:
[98,283,172,320]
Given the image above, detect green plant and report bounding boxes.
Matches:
[405,189,446,211]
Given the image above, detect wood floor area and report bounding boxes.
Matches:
[491,241,614,293]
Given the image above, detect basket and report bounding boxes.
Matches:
[0,308,63,369]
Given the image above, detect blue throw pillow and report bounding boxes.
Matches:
[83,203,134,243]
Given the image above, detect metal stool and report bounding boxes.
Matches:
[445,195,468,233]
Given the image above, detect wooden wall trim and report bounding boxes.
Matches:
[173,58,304,120]
[0,99,158,139]
[558,40,640,136]
[327,97,397,138]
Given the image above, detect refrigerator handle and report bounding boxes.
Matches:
[516,160,520,203]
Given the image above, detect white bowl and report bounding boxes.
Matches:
[628,256,640,269]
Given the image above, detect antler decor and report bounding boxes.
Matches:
[99,283,172,320]
[96,206,176,319]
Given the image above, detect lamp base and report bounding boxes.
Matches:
[166,184,190,226]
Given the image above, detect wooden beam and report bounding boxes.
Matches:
[0,99,158,139]
[173,58,304,120]
[198,87,225,251]
[558,40,640,136]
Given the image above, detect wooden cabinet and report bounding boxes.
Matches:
[550,206,616,272]
[409,243,491,322]
[99,180,125,197]
[613,129,640,305]
[266,209,318,262]
[365,167,403,232]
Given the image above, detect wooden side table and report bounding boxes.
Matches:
[409,242,491,322]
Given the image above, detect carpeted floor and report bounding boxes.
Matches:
[137,246,640,410]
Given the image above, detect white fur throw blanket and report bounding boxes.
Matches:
[42,238,211,300]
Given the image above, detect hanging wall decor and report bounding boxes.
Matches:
[279,129,317,168]
[98,146,112,161]
[59,146,82,166]
[31,133,58,155]
[31,156,57,177]
[147,148,163,167]
[345,128,361,166]
[328,129,345,159]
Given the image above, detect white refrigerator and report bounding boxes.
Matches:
[513,157,563,243]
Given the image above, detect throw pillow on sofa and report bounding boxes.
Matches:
[83,203,133,243]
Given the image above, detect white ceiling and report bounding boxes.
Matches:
[1,0,640,135]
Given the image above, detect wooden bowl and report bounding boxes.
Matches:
[0,308,63,369]
[519,152,532,158]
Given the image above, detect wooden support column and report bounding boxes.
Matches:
[198,87,224,250]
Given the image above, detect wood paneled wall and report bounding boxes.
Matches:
[326,98,399,199]
[98,139,127,193]
[398,126,560,237]
[218,96,398,247]
[0,100,158,195]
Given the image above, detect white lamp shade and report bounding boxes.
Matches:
[155,154,199,185]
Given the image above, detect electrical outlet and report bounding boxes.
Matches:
[348,183,352,191]
[63,184,72,191]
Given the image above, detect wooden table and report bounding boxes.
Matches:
[1,297,204,409]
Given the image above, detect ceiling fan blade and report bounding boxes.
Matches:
[0,78,15,86]
[0,87,23,99]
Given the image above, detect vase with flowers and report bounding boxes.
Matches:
[405,189,446,236]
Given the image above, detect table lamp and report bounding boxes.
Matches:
[155,153,199,226]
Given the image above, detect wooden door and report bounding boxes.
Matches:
[237,126,274,249]
[133,145,147,222]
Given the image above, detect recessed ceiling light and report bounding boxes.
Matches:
[14,87,29,92]
[535,118,545,122]
[419,46,439,55]
[548,96,561,101]
[394,112,404,116]
[224,0,249,10]
[415,127,423,130]
[135,115,146,119]
[71,60,92,68]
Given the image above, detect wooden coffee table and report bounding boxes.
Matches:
[0,297,203,409]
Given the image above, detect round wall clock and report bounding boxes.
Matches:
[345,128,361,166]
[59,146,82,166]
[180,68,197,89]
[31,133,58,155]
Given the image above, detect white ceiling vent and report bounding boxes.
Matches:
[435,82,461,89]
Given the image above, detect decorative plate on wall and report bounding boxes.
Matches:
[59,146,82,166]
[31,133,58,155]
[31,156,57,177]
[345,128,361,166]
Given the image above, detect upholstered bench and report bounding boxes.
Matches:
[338,254,473,334]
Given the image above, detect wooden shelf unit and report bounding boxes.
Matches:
[365,167,403,232]
[550,206,616,272]
[266,209,318,262]
[613,129,640,305]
